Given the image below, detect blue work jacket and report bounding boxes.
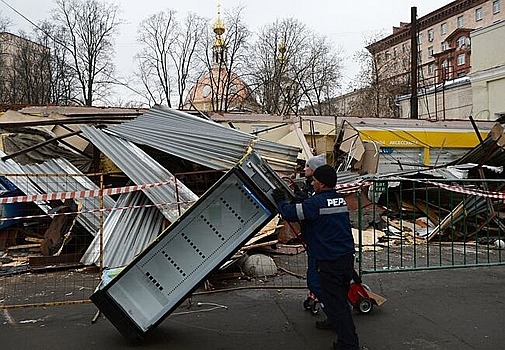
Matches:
[277,189,355,261]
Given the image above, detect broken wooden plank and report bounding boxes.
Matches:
[426,200,465,241]
[274,243,305,255]
[240,240,278,251]
[28,252,84,267]
[367,290,387,307]
[6,243,40,251]
[352,228,386,250]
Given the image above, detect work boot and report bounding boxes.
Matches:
[332,340,362,350]
[315,318,332,330]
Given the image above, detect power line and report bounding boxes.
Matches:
[0,0,41,31]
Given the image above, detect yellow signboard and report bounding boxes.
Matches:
[358,129,488,148]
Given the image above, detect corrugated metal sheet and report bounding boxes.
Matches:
[0,151,52,213]
[79,127,199,267]
[430,148,471,167]
[0,153,115,235]
[81,191,165,268]
[378,147,424,174]
[81,126,198,222]
[107,105,300,172]
[336,171,362,185]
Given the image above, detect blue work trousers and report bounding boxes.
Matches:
[317,254,359,350]
[307,255,322,301]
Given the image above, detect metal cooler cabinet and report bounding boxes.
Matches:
[90,151,288,341]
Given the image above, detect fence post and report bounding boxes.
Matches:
[99,173,104,277]
[357,185,363,276]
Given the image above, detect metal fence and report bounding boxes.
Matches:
[355,178,505,275]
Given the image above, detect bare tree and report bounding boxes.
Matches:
[11,32,51,104]
[297,35,343,115]
[135,10,207,108]
[350,32,410,117]
[0,13,80,106]
[33,21,79,104]
[135,9,177,107]
[0,13,11,31]
[248,18,342,116]
[53,0,122,106]
[249,19,295,114]
[217,6,251,112]
[171,13,207,109]
[0,30,54,105]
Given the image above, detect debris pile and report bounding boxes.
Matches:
[1,106,504,285]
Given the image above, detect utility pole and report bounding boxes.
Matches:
[410,6,419,119]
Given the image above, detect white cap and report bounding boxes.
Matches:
[305,154,326,170]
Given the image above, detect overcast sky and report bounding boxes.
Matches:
[1,0,454,102]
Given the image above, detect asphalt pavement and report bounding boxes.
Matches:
[1,265,504,350]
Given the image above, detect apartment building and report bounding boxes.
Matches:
[0,32,50,105]
[470,19,505,120]
[367,0,504,87]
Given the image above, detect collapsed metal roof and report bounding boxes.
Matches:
[78,105,301,267]
[1,105,301,268]
[106,105,300,172]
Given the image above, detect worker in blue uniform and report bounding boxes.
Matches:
[294,155,327,317]
[272,165,359,350]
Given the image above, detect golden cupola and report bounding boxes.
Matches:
[213,4,225,49]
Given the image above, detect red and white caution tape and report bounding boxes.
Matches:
[334,178,505,200]
[335,181,372,191]
[0,179,177,204]
[424,181,505,200]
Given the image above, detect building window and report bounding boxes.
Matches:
[418,51,422,64]
[202,85,211,98]
[402,43,406,53]
[402,58,409,70]
[428,29,434,42]
[428,46,434,57]
[417,32,423,44]
[393,47,397,58]
[441,60,449,79]
[441,41,448,51]
[441,22,448,35]
[457,36,467,48]
[457,15,464,28]
[475,7,483,21]
[428,64,435,75]
[457,54,466,66]
[493,0,501,14]
[385,50,390,60]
